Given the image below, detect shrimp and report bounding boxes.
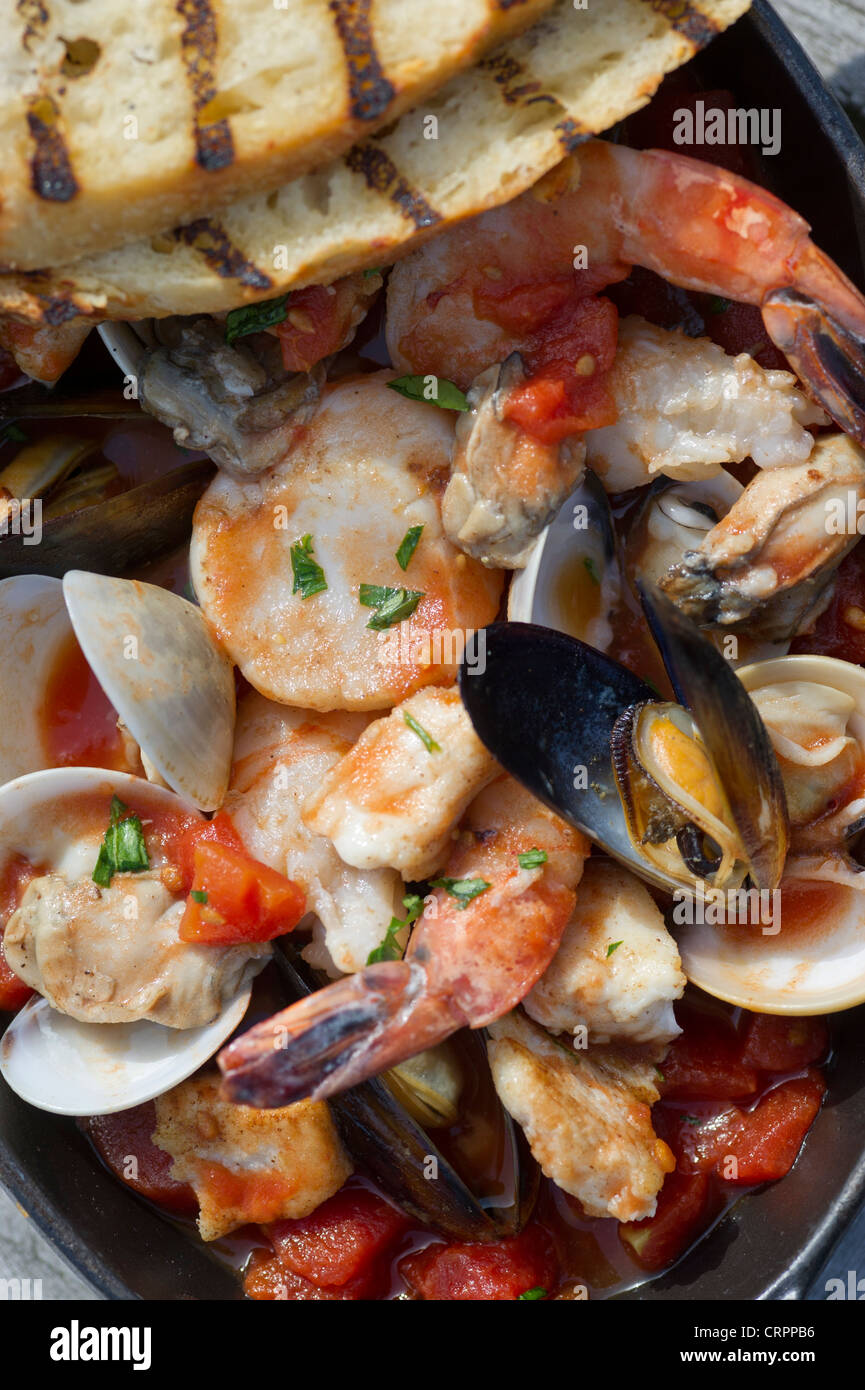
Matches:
[218,774,590,1107]
[387,140,865,446]
[0,315,92,384]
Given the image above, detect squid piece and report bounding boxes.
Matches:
[303,685,499,880]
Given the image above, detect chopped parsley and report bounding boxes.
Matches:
[367,893,425,965]
[519,1287,547,1301]
[430,876,491,909]
[191,889,208,904]
[395,524,423,572]
[225,294,289,345]
[0,422,27,446]
[363,267,382,278]
[707,295,730,314]
[404,711,440,753]
[92,796,150,888]
[518,848,548,870]
[606,940,623,958]
[387,375,469,412]
[583,556,601,586]
[358,584,424,630]
[291,534,327,599]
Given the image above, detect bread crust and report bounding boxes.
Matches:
[0,0,751,322]
[0,0,554,269]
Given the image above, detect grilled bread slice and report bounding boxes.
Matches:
[0,0,751,323]
[0,0,554,270]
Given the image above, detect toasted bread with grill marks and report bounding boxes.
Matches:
[0,0,751,323]
[0,0,555,270]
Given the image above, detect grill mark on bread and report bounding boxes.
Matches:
[17,0,48,53]
[555,116,591,153]
[176,0,235,172]
[478,52,553,106]
[345,144,440,229]
[328,0,396,123]
[26,96,79,202]
[173,218,273,288]
[640,0,719,47]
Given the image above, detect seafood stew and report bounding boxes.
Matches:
[1,0,865,1303]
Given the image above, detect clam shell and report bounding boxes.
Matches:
[63,572,235,812]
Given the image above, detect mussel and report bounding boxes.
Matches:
[460,590,787,898]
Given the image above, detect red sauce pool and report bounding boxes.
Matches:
[38,630,130,771]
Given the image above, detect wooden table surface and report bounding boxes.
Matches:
[1,0,863,1306]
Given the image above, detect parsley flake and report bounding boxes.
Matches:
[519,1287,547,1301]
[606,940,623,958]
[396,524,423,571]
[358,584,424,630]
[430,876,491,909]
[518,848,548,870]
[225,294,289,345]
[291,534,327,599]
[387,375,469,412]
[367,894,425,964]
[92,796,150,888]
[404,711,440,752]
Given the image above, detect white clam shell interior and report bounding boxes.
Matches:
[676,654,865,1013]
[1,987,251,1116]
[63,571,235,812]
[0,575,73,784]
[508,485,618,650]
[0,767,251,1113]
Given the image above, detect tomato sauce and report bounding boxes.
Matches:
[38,631,130,771]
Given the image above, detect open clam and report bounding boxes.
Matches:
[0,570,235,811]
[0,768,262,1115]
[508,469,619,650]
[678,653,865,1013]
[63,572,235,811]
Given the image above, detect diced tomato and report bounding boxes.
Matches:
[660,1009,759,1100]
[269,1183,410,1289]
[738,1014,829,1073]
[400,1223,558,1301]
[84,1102,197,1215]
[791,542,865,665]
[275,280,373,374]
[171,810,245,892]
[672,1072,826,1185]
[619,1171,712,1272]
[178,840,306,945]
[502,295,619,443]
[244,1247,380,1301]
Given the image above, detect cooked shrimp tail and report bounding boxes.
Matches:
[219,960,459,1107]
[762,287,865,445]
